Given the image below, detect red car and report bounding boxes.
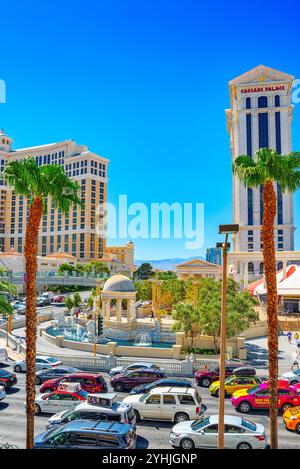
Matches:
[231,382,300,414]
[0,369,17,389]
[195,361,246,387]
[39,372,107,394]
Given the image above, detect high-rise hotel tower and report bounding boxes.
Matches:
[0,131,108,260]
[226,65,295,273]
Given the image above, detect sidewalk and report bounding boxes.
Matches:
[0,337,25,362]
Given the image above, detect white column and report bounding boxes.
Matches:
[243,261,249,289]
[130,299,136,321]
[116,299,122,322]
[283,260,287,279]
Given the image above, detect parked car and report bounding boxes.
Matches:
[15,303,26,315]
[34,420,137,449]
[195,361,247,387]
[281,369,300,385]
[130,378,194,395]
[170,415,267,449]
[35,367,80,385]
[39,371,107,394]
[36,297,51,307]
[231,383,300,414]
[0,385,6,401]
[111,368,166,392]
[283,405,300,433]
[11,300,23,309]
[0,369,17,389]
[53,295,65,303]
[109,362,164,377]
[0,348,9,365]
[14,356,62,373]
[46,393,136,430]
[122,386,203,423]
[209,375,261,397]
[34,382,88,414]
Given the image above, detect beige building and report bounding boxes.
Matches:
[176,258,222,280]
[0,130,108,261]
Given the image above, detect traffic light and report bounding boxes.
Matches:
[97,315,103,336]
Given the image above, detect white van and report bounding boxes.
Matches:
[122,386,203,424]
[46,393,136,430]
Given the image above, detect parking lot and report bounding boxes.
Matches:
[0,363,299,449]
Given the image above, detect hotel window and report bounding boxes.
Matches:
[246,114,252,157]
[57,235,61,250]
[18,237,22,253]
[72,234,76,257]
[98,237,104,258]
[275,111,281,154]
[80,234,85,258]
[259,262,264,274]
[248,262,254,273]
[247,188,253,225]
[258,113,269,148]
[64,234,69,252]
[258,96,268,108]
[10,238,14,248]
[275,95,280,107]
[246,97,251,109]
[90,233,95,258]
[277,183,283,225]
[278,243,284,251]
[277,261,283,270]
[248,230,253,242]
[50,236,54,254]
[42,236,47,256]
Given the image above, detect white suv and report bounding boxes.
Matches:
[122,386,203,424]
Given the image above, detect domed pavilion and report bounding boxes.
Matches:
[101,274,137,323]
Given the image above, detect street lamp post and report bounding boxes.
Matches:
[217,224,239,450]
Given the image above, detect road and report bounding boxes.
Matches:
[0,363,299,449]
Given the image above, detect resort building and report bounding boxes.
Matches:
[0,130,108,261]
[226,65,299,278]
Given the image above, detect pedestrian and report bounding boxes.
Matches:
[287,331,292,343]
[151,310,155,321]
[291,350,299,371]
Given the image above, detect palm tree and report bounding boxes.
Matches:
[3,158,80,449]
[233,148,300,449]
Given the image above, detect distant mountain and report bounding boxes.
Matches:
[135,256,205,271]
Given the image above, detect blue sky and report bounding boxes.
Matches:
[1,0,300,260]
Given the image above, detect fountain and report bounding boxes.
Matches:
[133,332,153,347]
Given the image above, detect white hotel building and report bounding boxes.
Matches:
[226,65,297,278]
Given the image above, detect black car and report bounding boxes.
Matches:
[0,369,17,389]
[129,378,194,395]
[35,366,80,385]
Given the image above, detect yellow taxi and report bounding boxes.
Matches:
[209,375,261,397]
[283,406,300,433]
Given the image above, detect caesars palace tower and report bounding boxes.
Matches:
[226,65,295,275]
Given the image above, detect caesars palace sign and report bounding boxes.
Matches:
[240,85,285,94]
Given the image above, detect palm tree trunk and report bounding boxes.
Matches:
[262,179,278,449]
[24,196,43,449]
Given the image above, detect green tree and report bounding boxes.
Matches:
[64,296,74,313]
[233,147,300,449]
[72,292,82,308]
[172,303,200,347]
[3,157,80,449]
[91,261,110,276]
[156,271,177,280]
[135,263,155,280]
[134,280,152,302]
[160,278,186,311]
[58,263,75,275]
[196,277,258,353]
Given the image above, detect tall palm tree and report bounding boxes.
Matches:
[233,148,300,449]
[3,158,81,449]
